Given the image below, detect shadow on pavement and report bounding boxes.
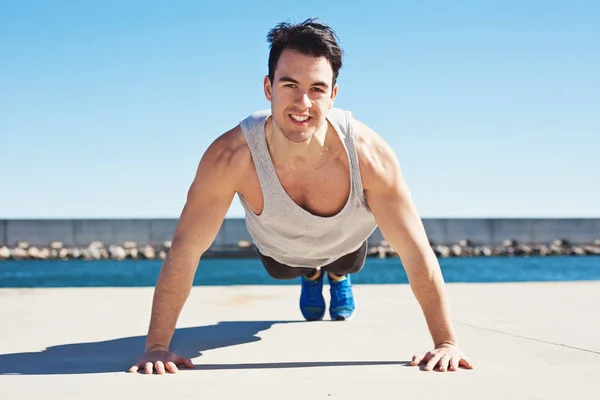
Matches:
[191,360,410,371]
[0,320,409,375]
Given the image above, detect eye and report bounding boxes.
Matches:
[311,87,325,93]
[284,83,297,88]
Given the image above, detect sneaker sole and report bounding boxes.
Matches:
[330,306,356,321]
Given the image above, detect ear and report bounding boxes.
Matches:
[264,75,273,102]
[329,84,338,108]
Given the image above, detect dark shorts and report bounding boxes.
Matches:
[258,241,368,280]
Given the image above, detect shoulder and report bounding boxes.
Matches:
[350,116,403,193]
[195,124,252,190]
[351,118,403,192]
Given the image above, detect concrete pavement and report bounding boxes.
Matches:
[1,282,599,399]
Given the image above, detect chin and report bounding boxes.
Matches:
[282,131,314,143]
[273,117,314,143]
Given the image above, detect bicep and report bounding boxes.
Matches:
[359,130,434,276]
[366,183,431,265]
[170,142,239,261]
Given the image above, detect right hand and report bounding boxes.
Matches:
[128,348,195,374]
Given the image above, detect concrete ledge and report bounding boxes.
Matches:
[0,282,598,398]
[2,218,600,247]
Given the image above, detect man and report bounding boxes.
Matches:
[129,18,473,375]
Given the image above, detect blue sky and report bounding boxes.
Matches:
[1,0,598,219]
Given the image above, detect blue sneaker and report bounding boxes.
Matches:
[328,273,355,321]
[299,271,326,321]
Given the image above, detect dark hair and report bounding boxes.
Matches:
[267,18,343,87]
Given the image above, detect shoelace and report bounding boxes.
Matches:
[305,280,322,303]
[331,281,351,303]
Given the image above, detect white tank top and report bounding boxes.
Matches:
[237,108,378,268]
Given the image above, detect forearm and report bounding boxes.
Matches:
[406,253,457,347]
[145,251,199,351]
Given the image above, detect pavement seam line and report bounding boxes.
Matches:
[367,299,600,355]
[455,321,600,355]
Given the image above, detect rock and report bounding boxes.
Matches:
[123,241,137,250]
[238,240,252,248]
[159,251,167,260]
[458,239,471,247]
[549,242,569,254]
[127,248,139,259]
[12,248,28,259]
[465,247,476,257]
[386,246,397,257]
[40,248,51,259]
[367,246,379,256]
[553,239,569,247]
[482,247,492,257]
[58,248,70,259]
[71,248,82,259]
[594,239,600,246]
[502,239,517,247]
[436,246,451,258]
[517,245,533,255]
[84,247,102,260]
[141,245,156,259]
[572,247,586,255]
[451,245,463,257]
[16,241,30,250]
[0,246,10,259]
[108,245,126,260]
[89,241,104,249]
[27,247,41,259]
[163,241,172,250]
[49,241,63,250]
[492,247,505,256]
[583,245,600,255]
[538,246,550,256]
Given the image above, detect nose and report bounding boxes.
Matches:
[294,90,311,109]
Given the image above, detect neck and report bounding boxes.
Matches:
[266,118,331,166]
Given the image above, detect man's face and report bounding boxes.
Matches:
[264,49,338,143]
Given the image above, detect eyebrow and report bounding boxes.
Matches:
[278,76,329,89]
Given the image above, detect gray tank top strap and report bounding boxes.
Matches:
[239,110,279,211]
[326,108,369,209]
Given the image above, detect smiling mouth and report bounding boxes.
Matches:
[289,113,312,124]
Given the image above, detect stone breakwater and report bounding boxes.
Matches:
[1,238,600,261]
[370,238,600,258]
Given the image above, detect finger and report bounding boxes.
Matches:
[459,357,474,369]
[179,357,195,369]
[128,364,139,373]
[425,353,443,371]
[166,362,178,373]
[438,354,450,372]
[449,356,460,371]
[155,361,166,374]
[411,354,424,366]
[145,361,153,374]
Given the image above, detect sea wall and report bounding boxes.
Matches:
[1,218,599,248]
[0,219,251,249]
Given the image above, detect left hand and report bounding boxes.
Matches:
[410,344,473,372]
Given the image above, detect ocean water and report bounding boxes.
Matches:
[1,256,599,288]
